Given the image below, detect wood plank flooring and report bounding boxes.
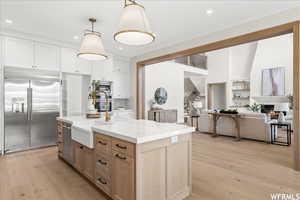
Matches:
[0,133,299,200]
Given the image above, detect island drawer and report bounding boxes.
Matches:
[95,153,111,174]
[95,170,111,196]
[112,138,135,157]
[95,133,111,155]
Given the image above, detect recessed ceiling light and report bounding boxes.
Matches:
[73,35,79,40]
[5,19,13,24]
[206,9,214,16]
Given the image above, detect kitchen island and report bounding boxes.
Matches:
[57,116,194,200]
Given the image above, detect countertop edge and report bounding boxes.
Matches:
[91,126,194,144]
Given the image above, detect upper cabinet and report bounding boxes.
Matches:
[34,42,59,71]
[4,37,60,71]
[61,48,92,75]
[4,37,34,68]
[3,37,91,75]
[113,58,130,99]
[91,58,114,81]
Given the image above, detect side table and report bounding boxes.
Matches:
[270,122,292,146]
[190,115,200,131]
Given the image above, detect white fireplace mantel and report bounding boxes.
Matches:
[251,96,289,104]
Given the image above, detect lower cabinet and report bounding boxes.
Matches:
[74,142,84,172]
[111,151,135,200]
[94,133,136,200]
[58,130,192,200]
[74,141,95,181]
[83,147,95,181]
[57,121,63,157]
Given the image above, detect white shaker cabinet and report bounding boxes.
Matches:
[34,42,60,71]
[113,59,130,99]
[76,58,92,75]
[4,37,34,68]
[61,47,91,75]
[113,71,130,99]
[91,58,113,81]
[4,37,60,71]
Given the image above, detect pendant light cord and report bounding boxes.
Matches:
[88,18,97,33]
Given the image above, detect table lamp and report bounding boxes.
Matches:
[274,103,289,122]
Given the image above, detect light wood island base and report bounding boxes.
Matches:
[56,118,193,200]
[93,131,192,200]
[136,133,192,200]
[58,128,192,200]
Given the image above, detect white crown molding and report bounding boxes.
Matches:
[0,28,79,49]
[251,96,289,104]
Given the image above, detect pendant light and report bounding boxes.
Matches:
[114,0,155,46]
[77,18,108,61]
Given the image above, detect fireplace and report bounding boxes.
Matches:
[261,104,274,114]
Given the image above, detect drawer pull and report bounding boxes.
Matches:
[97,178,107,185]
[98,140,107,145]
[116,143,127,150]
[98,159,107,165]
[80,145,84,149]
[115,153,126,160]
[58,150,62,153]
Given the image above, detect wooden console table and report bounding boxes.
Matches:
[208,112,241,141]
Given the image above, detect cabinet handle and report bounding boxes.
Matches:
[97,178,107,185]
[58,150,62,153]
[116,143,127,150]
[115,153,126,160]
[80,145,84,149]
[98,140,107,145]
[98,159,107,165]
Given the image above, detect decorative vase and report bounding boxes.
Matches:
[278,112,285,123]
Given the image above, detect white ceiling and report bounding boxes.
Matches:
[1,0,300,58]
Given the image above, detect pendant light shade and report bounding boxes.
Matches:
[114,1,155,46]
[78,18,108,61]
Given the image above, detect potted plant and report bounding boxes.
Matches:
[246,103,261,112]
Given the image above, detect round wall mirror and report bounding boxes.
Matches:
[154,88,168,105]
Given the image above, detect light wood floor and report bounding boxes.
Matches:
[0,133,299,200]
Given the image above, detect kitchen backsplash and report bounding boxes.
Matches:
[113,98,130,110]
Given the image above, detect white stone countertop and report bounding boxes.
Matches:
[57,116,195,144]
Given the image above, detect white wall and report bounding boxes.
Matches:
[250,34,293,98]
[145,61,207,123]
[206,48,230,84]
[145,62,184,122]
[230,42,258,80]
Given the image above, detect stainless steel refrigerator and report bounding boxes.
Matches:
[4,78,60,153]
